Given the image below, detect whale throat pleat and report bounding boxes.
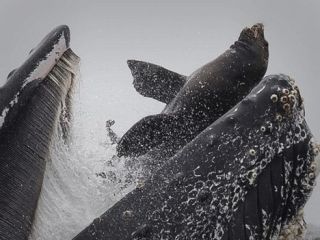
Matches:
[0,48,79,240]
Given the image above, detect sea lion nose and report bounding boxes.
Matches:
[252,23,264,30]
[251,23,264,38]
[238,23,266,43]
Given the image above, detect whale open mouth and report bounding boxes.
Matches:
[0,25,79,138]
[0,25,79,239]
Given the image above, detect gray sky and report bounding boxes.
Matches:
[0,0,319,225]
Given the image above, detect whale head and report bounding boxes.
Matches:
[0,25,79,138]
[0,25,79,239]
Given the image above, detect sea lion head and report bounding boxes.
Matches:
[239,23,268,49]
[237,23,269,63]
[229,23,269,92]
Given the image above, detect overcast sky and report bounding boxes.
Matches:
[0,0,319,225]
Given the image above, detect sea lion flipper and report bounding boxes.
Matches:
[117,113,180,157]
[127,60,187,104]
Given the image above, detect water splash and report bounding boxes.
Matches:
[29,80,136,240]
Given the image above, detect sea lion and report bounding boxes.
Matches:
[117,23,269,164]
[73,75,318,240]
[0,25,79,240]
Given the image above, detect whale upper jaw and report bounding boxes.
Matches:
[21,25,70,87]
[0,25,78,131]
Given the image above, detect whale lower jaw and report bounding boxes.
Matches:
[0,47,79,240]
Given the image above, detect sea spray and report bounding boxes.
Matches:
[30,78,136,240]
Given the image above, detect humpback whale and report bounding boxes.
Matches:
[117,24,269,164]
[73,75,318,240]
[0,26,79,240]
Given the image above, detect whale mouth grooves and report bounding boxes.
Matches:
[0,48,80,240]
[47,48,80,139]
